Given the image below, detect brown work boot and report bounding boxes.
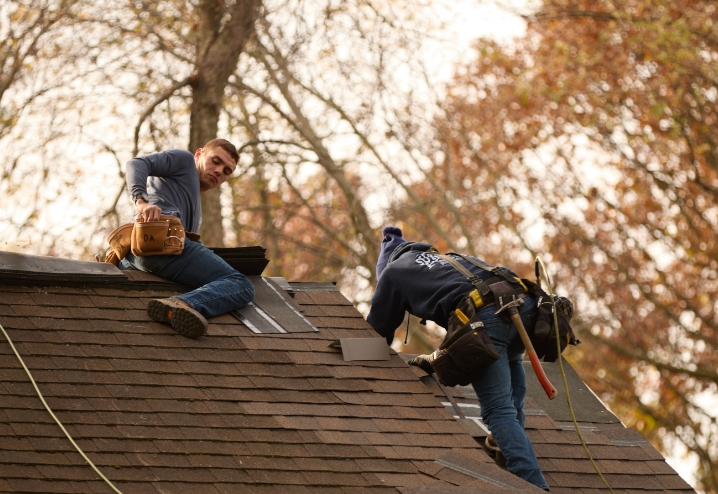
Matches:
[485,433,501,455]
[147,298,207,338]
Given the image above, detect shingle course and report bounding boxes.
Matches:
[309,377,375,391]
[307,291,354,306]
[317,316,373,330]
[0,304,15,316]
[88,295,146,310]
[656,474,695,490]
[0,292,37,304]
[150,481,221,494]
[6,478,78,493]
[295,305,325,316]
[67,307,132,320]
[240,336,310,351]
[30,317,94,331]
[605,473,664,490]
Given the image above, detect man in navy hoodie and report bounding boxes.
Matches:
[367,226,549,491]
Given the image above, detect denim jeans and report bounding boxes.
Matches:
[119,239,255,318]
[471,296,550,491]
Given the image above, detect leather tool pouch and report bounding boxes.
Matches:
[102,216,199,265]
[432,295,499,387]
[130,214,186,257]
[105,224,134,266]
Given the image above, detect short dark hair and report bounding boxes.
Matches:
[203,138,239,165]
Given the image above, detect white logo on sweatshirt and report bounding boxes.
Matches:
[415,252,447,269]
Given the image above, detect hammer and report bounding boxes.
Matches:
[496,297,558,400]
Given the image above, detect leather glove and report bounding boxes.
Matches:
[408,351,438,374]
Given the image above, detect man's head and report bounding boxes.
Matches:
[194,138,239,192]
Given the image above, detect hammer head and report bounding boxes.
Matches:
[495,296,525,316]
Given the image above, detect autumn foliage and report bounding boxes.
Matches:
[395,1,717,490]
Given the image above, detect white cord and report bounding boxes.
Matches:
[0,322,124,494]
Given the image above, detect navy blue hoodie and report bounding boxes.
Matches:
[367,244,517,344]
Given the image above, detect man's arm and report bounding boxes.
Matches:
[125,150,192,222]
[367,269,408,345]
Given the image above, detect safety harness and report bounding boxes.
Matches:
[408,252,580,388]
[437,252,578,361]
[434,253,528,310]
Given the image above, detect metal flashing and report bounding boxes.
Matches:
[289,282,339,292]
[268,276,293,296]
[232,302,288,334]
[335,338,390,361]
[231,276,319,334]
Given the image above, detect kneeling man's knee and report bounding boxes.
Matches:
[230,273,254,306]
[242,276,255,302]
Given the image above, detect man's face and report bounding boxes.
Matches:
[194,146,237,192]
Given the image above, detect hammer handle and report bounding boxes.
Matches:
[510,312,558,400]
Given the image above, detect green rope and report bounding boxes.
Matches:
[0,322,124,494]
[535,256,615,494]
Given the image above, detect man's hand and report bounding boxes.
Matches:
[408,351,438,375]
[135,199,162,222]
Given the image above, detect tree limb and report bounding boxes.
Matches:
[133,75,194,157]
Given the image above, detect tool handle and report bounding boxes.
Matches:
[510,313,558,400]
[526,348,558,399]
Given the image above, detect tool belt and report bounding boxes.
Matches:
[103,215,200,266]
[438,253,578,363]
[412,253,579,387]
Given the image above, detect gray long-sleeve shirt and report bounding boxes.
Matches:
[125,149,202,232]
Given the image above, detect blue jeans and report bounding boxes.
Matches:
[471,297,549,491]
[119,239,255,318]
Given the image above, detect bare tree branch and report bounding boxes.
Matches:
[133,75,194,157]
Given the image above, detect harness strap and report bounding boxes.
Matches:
[434,253,491,297]
[446,252,494,271]
[434,254,476,282]
[435,253,526,306]
[449,252,522,286]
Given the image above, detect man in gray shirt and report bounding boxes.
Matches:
[121,138,255,338]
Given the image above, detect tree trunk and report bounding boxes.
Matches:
[190,0,261,247]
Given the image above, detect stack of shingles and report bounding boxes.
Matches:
[209,247,270,276]
[416,367,696,494]
[0,271,546,493]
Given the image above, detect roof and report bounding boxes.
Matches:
[411,360,693,493]
[0,250,696,493]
